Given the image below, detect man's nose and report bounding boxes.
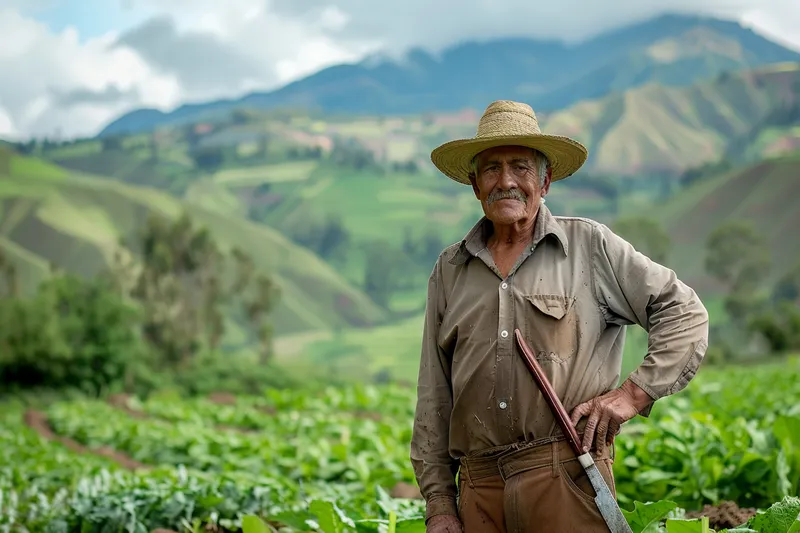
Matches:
[497,163,516,188]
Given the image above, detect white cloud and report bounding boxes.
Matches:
[0,7,180,140]
[269,0,800,53]
[0,107,17,138]
[0,1,376,139]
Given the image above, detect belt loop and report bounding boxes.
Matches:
[551,441,559,478]
[461,460,475,489]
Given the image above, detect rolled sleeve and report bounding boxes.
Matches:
[410,256,460,519]
[591,223,709,415]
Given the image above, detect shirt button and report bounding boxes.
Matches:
[501,282,508,289]
[499,401,508,409]
[500,330,508,338]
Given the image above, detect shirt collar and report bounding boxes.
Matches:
[449,203,569,265]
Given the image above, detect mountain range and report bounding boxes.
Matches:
[99,13,800,137]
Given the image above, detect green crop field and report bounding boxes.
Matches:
[214,161,319,187]
[2,358,799,532]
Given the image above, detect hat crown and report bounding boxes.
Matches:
[475,100,542,139]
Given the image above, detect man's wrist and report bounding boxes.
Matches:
[425,493,459,522]
[620,378,655,413]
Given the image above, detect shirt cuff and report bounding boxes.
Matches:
[626,373,659,418]
[425,493,458,521]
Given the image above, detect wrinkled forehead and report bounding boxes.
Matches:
[473,145,538,166]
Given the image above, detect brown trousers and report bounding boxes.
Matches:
[457,438,617,533]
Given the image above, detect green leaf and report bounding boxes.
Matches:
[242,515,271,533]
[394,518,427,533]
[271,510,315,531]
[309,499,355,533]
[622,500,679,533]
[747,496,800,533]
[666,517,710,533]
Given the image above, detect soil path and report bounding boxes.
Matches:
[23,409,148,471]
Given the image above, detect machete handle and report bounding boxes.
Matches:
[514,329,584,457]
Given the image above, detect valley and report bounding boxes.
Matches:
[1,13,798,382]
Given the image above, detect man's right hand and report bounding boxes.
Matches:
[427,514,463,532]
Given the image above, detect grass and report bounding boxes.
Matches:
[258,166,482,247]
[213,160,318,186]
[0,153,387,337]
[275,313,426,382]
[184,178,245,217]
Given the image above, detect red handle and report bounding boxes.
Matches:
[514,329,583,456]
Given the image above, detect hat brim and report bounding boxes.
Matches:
[430,134,588,185]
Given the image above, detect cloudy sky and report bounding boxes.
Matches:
[1,0,799,140]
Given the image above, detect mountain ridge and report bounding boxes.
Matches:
[98,13,800,137]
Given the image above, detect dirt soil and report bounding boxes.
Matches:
[390,481,423,499]
[207,392,238,405]
[106,393,149,419]
[24,409,148,471]
[685,500,758,530]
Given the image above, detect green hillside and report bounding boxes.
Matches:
[0,153,388,338]
[541,62,800,176]
[650,152,800,294]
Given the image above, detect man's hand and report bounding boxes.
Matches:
[427,514,463,532]
[569,379,653,456]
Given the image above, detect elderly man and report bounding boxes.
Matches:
[410,100,709,533]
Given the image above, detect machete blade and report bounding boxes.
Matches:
[580,454,634,533]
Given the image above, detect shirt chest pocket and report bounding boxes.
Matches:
[519,293,579,365]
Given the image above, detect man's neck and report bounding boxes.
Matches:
[488,210,539,249]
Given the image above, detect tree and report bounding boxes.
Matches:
[705,220,770,293]
[705,220,771,322]
[148,132,159,162]
[363,241,396,308]
[190,145,225,175]
[101,136,124,152]
[0,247,19,297]
[362,240,417,309]
[112,211,279,367]
[0,273,145,395]
[329,138,378,171]
[286,214,351,262]
[772,262,800,304]
[613,216,672,265]
[0,146,11,175]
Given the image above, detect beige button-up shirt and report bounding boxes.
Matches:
[410,204,709,520]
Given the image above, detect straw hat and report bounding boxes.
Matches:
[430,100,588,185]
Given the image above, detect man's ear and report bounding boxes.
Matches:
[469,174,480,199]
[541,166,553,196]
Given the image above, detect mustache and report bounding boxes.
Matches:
[487,188,528,205]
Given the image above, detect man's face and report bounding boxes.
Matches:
[469,145,551,226]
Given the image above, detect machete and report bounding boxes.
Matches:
[514,329,633,533]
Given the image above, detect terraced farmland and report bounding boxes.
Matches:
[2,358,800,532]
